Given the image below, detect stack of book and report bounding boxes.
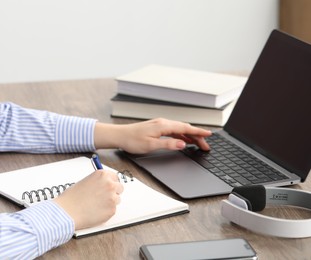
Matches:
[111,64,248,126]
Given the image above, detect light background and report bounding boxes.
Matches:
[0,0,279,83]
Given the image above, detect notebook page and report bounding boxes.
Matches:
[74,177,189,237]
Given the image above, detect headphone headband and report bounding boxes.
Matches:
[221,186,311,238]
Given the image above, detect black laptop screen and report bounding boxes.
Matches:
[224,30,311,181]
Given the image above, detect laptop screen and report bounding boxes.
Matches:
[224,30,311,180]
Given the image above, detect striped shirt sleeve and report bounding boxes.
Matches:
[0,102,97,153]
[0,201,74,259]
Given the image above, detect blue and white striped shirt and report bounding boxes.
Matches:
[0,102,97,259]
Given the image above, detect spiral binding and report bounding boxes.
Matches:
[118,170,134,183]
[21,170,134,203]
[22,183,75,203]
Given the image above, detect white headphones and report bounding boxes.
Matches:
[221,185,311,238]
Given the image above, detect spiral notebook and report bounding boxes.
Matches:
[0,157,189,238]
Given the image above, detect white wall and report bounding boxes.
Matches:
[0,0,279,83]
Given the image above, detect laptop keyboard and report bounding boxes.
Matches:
[181,133,289,187]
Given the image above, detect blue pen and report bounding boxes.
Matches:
[91,153,103,170]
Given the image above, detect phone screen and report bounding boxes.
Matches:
[140,238,257,260]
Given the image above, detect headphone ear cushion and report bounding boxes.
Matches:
[231,191,253,211]
[232,185,266,212]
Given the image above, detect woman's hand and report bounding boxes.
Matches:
[54,169,124,230]
[94,118,212,154]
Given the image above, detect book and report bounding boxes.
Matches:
[111,94,237,126]
[116,64,247,108]
[0,157,189,238]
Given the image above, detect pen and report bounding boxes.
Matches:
[91,153,103,170]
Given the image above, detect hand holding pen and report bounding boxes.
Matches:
[54,154,124,231]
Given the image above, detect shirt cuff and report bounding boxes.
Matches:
[19,201,74,256]
[55,115,97,153]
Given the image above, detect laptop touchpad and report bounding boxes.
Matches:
[136,152,232,199]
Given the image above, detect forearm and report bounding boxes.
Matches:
[0,201,74,259]
[94,123,126,149]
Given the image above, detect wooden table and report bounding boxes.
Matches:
[1,79,310,259]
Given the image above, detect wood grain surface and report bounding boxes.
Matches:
[1,79,310,259]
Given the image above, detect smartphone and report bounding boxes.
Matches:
[139,238,257,260]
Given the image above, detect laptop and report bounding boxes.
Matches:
[121,30,311,199]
